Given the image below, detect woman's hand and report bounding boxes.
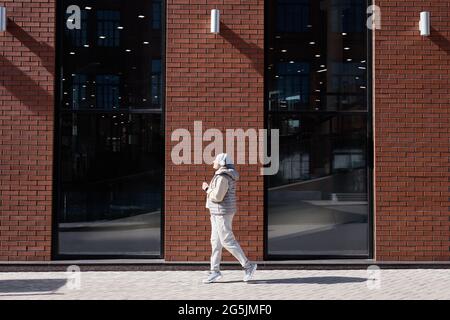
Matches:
[202,182,209,191]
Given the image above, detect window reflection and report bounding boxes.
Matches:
[276,0,309,32]
[269,62,310,110]
[62,1,162,111]
[58,1,163,256]
[96,75,120,109]
[267,0,368,112]
[267,0,370,257]
[97,10,121,47]
[58,113,162,256]
[152,0,162,29]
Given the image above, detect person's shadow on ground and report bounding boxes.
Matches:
[217,276,367,284]
[0,279,67,297]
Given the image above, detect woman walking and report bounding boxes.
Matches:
[201,153,257,284]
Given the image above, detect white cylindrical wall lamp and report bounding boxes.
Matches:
[0,7,7,32]
[211,9,220,34]
[419,11,430,36]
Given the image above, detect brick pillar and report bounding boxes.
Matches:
[374,0,450,261]
[165,1,264,261]
[0,1,54,261]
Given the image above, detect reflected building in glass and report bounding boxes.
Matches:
[57,0,163,257]
[266,0,371,257]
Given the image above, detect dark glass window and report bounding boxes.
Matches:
[97,10,121,47]
[269,62,310,110]
[267,0,371,257]
[65,10,88,47]
[152,0,162,29]
[276,0,310,32]
[57,1,163,257]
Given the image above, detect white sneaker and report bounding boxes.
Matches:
[203,271,222,284]
[243,263,257,282]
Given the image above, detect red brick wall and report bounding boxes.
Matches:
[165,1,264,261]
[374,1,450,260]
[0,0,54,261]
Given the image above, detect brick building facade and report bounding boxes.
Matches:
[0,0,449,262]
[373,0,450,260]
[0,0,54,261]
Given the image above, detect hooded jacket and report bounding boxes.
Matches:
[205,165,239,215]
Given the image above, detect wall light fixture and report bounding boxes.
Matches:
[419,11,430,36]
[0,7,7,32]
[211,9,220,34]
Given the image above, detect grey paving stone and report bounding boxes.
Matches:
[0,269,449,300]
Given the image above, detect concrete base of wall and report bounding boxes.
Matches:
[1,259,449,272]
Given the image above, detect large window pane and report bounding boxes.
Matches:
[58,113,162,255]
[267,0,368,112]
[62,1,162,111]
[267,0,370,257]
[57,1,163,257]
[267,113,368,256]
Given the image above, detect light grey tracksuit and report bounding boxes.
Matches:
[205,165,251,272]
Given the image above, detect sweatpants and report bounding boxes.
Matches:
[209,213,251,272]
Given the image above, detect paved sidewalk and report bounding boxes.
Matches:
[0,269,449,300]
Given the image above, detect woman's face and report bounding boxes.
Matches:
[213,160,220,170]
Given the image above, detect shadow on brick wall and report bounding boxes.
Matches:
[0,55,53,109]
[220,23,264,76]
[430,27,450,56]
[7,19,55,76]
